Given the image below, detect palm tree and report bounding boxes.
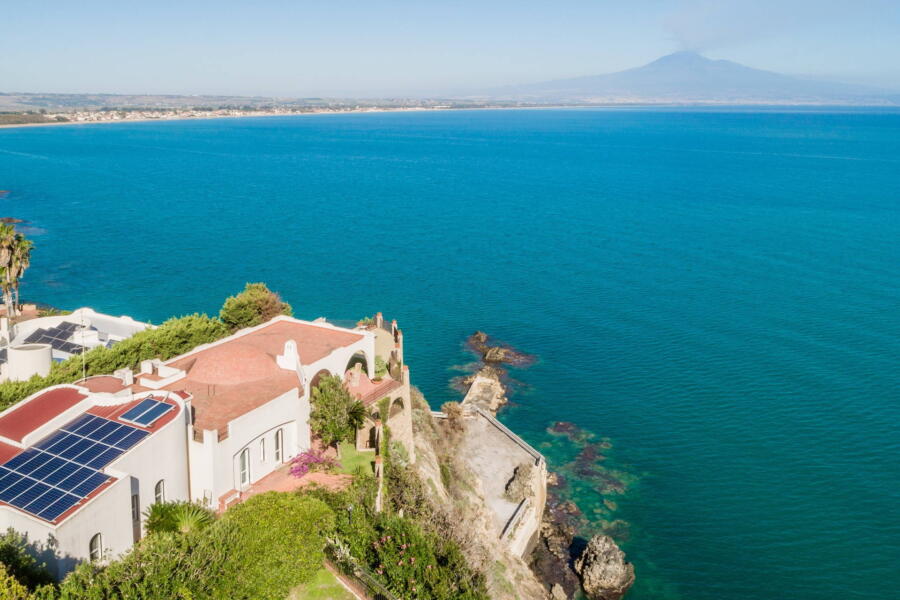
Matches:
[9,236,32,314]
[347,400,366,433]
[144,501,216,536]
[0,224,16,317]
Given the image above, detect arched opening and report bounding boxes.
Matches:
[389,398,404,420]
[309,369,331,391]
[89,533,103,562]
[366,424,378,449]
[345,351,368,376]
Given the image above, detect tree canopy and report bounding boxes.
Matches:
[309,375,367,449]
[218,283,292,332]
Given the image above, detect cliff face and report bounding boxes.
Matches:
[408,390,548,600]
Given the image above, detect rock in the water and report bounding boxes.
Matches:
[574,535,635,600]
[550,583,568,600]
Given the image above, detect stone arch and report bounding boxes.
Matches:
[389,397,404,420]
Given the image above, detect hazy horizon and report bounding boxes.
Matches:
[2,0,899,97]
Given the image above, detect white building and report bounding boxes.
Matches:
[0,308,151,383]
[0,316,385,577]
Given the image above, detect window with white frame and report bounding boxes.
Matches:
[154,479,166,503]
[239,448,250,487]
[274,428,284,463]
[260,438,266,462]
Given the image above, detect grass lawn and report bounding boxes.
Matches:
[337,442,374,475]
[289,567,356,600]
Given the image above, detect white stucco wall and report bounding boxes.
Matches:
[189,387,309,504]
[109,401,190,537]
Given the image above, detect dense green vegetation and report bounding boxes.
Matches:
[0,494,335,600]
[309,375,366,450]
[0,282,295,412]
[219,282,292,332]
[304,475,488,600]
[143,502,215,536]
[0,314,229,411]
[0,531,53,592]
[0,113,67,126]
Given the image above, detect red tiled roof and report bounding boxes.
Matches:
[0,441,20,464]
[345,371,402,407]
[0,387,87,442]
[164,319,364,436]
[79,376,127,393]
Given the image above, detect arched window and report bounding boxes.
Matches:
[89,533,102,562]
[259,438,266,462]
[274,429,284,463]
[154,480,166,504]
[239,448,250,486]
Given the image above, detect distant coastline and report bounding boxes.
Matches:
[4,100,900,131]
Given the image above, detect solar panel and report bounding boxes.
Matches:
[134,402,173,426]
[121,399,157,422]
[121,399,173,427]
[23,329,46,343]
[38,493,81,521]
[0,413,151,522]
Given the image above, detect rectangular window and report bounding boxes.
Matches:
[260,438,266,462]
[131,494,140,521]
[275,429,283,463]
[239,448,250,487]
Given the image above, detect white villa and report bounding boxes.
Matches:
[0,313,413,579]
[0,308,151,383]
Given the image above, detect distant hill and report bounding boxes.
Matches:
[483,52,899,105]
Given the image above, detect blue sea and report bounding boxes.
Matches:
[1,108,899,599]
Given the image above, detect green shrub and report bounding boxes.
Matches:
[219,283,292,331]
[309,375,366,449]
[0,314,228,411]
[0,530,53,591]
[374,356,388,377]
[0,563,31,600]
[144,502,216,536]
[218,492,335,600]
[300,478,488,600]
[54,525,234,600]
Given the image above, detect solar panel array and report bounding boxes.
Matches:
[121,399,174,427]
[0,414,149,522]
[23,322,86,355]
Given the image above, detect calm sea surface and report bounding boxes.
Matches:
[1,108,899,599]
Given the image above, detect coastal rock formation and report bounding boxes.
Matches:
[504,462,536,502]
[467,331,534,367]
[550,583,568,600]
[574,535,635,600]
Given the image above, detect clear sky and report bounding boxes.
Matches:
[2,0,899,96]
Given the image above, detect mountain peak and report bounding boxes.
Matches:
[485,51,895,105]
[649,51,712,66]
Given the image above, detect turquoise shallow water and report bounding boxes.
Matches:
[2,108,899,599]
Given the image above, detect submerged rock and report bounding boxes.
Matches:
[574,535,635,600]
[550,583,568,600]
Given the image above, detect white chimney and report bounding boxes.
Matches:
[114,368,134,386]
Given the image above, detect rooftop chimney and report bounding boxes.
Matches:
[114,368,134,386]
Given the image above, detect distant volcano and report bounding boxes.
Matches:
[483,51,898,105]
